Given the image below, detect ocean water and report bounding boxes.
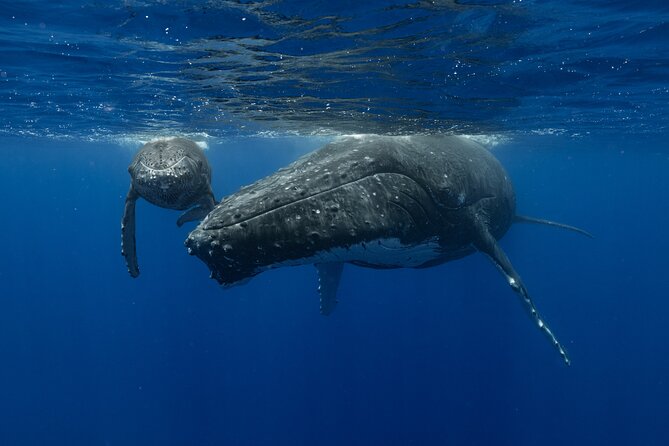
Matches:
[1,1,669,445]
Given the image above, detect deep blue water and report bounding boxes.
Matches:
[2,1,669,445]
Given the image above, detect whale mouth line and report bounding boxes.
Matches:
[205,171,432,230]
[139,156,188,174]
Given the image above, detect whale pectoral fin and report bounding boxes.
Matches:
[176,193,216,227]
[315,262,344,315]
[121,185,140,278]
[176,206,208,227]
[472,217,571,366]
[514,215,593,238]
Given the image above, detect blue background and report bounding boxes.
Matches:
[2,0,669,444]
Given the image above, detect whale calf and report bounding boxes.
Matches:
[185,135,590,364]
[122,138,216,277]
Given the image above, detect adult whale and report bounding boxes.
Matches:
[185,135,590,365]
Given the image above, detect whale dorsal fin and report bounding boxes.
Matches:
[315,262,344,315]
[472,215,571,366]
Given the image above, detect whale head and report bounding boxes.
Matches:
[129,138,211,210]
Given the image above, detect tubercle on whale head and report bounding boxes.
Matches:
[131,157,199,209]
[184,229,261,286]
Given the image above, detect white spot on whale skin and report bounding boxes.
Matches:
[457,192,466,205]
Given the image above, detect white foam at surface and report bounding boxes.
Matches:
[115,133,213,150]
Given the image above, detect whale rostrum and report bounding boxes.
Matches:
[186,135,591,365]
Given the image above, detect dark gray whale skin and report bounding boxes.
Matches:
[186,135,589,365]
[121,138,216,278]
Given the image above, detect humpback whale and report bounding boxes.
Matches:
[121,137,216,277]
[185,135,590,365]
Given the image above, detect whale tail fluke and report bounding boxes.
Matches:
[514,215,593,239]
